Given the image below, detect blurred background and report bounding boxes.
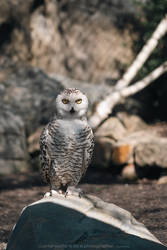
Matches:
[0,0,167,180]
[1,1,167,248]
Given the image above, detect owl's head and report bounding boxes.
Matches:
[56,88,88,119]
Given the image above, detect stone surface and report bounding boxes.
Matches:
[112,131,167,166]
[0,105,28,174]
[157,176,167,185]
[116,112,148,133]
[0,0,136,82]
[112,143,132,165]
[6,194,166,250]
[1,66,63,135]
[109,130,167,178]
[121,164,137,181]
[92,137,115,168]
[134,138,167,169]
[28,127,44,154]
[0,159,29,175]
[0,0,33,25]
[95,117,127,141]
[0,66,63,173]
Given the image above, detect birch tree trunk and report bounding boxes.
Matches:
[120,61,167,98]
[115,15,167,91]
[89,61,167,129]
[89,15,167,129]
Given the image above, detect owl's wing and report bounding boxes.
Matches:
[40,125,51,183]
[82,126,94,177]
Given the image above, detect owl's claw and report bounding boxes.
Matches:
[50,189,63,196]
[66,187,84,198]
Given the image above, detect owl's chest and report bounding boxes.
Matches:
[56,119,86,143]
[48,119,90,165]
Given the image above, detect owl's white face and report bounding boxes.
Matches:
[56,88,88,119]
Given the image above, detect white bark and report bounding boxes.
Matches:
[89,61,167,129]
[115,15,167,91]
[120,61,167,97]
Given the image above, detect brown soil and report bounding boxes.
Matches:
[0,169,167,249]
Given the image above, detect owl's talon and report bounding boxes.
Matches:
[50,189,62,196]
[67,187,84,198]
[44,192,51,197]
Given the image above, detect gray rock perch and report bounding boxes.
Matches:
[6,194,167,250]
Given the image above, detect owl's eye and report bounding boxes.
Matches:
[75,99,82,104]
[62,99,69,104]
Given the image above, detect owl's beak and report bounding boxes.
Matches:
[70,107,75,114]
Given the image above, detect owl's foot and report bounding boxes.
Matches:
[65,186,84,198]
[44,190,60,197]
[50,189,63,196]
[43,189,63,197]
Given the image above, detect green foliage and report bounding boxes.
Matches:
[134,0,167,80]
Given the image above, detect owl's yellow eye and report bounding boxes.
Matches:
[75,99,82,104]
[62,99,69,104]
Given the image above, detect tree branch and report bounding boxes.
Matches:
[89,61,167,129]
[115,15,167,91]
[120,61,167,97]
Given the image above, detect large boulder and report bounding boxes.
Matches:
[0,66,63,173]
[116,112,148,133]
[92,137,115,168]
[1,66,63,134]
[95,117,127,141]
[6,194,166,250]
[0,0,136,82]
[134,139,167,169]
[0,105,28,174]
[111,131,157,166]
[111,130,167,179]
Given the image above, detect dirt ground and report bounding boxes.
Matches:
[0,169,167,249]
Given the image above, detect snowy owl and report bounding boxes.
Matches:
[40,88,94,197]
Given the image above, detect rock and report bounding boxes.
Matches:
[93,137,115,168]
[93,119,167,172]
[122,164,137,181]
[0,1,33,25]
[95,117,127,141]
[110,130,167,179]
[111,131,158,167]
[112,143,133,165]
[134,138,167,169]
[7,194,166,250]
[116,112,148,133]
[0,105,28,174]
[28,127,44,154]
[0,159,29,175]
[0,0,136,82]
[157,176,167,185]
[1,66,64,135]
[0,0,34,63]
[32,2,135,82]
[27,126,44,170]
[0,66,63,173]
